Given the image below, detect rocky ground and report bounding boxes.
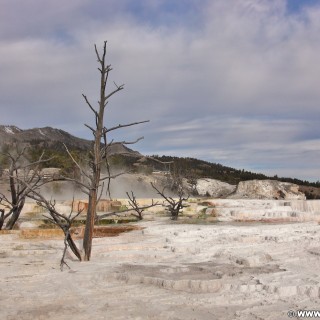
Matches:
[1,212,320,320]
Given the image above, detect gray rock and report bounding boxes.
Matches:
[196,179,236,198]
[229,179,305,200]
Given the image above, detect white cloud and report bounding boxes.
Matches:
[1,0,320,180]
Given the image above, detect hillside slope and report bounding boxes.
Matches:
[1,125,319,199]
[0,125,140,156]
[150,155,320,188]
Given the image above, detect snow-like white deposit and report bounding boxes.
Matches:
[39,128,46,136]
[4,126,14,134]
[1,218,320,319]
[196,178,236,197]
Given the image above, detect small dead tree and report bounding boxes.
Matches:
[0,147,52,230]
[151,182,189,220]
[126,191,158,220]
[38,197,82,265]
[95,191,158,222]
[187,176,199,196]
[23,184,83,267]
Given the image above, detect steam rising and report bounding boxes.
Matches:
[37,173,168,201]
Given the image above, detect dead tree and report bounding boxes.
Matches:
[10,41,149,264]
[62,41,148,261]
[21,182,83,267]
[95,192,158,222]
[0,147,52,230]
[186,174,199,196]
[126,191,159,220]
[151,182,189,220]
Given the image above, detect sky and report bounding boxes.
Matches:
[1,0,320,181]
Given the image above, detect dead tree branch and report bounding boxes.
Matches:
[104,120,150,134]
[109,137,145,146]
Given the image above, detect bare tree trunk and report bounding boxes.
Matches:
[5,199,25,229]
[83,192,98,260]
[82,42,109,261]
[66,230,82,261]
[0,209,4,230]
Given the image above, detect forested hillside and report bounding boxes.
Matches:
[1,125,319,189]
[150,155,320,188]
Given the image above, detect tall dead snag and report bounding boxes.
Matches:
[0,147,52,230]
[71,41,149,261]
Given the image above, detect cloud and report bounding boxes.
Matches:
[144,116,320,180]
[1,0,320,181]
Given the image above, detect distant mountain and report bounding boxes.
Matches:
[0,125,89,149]
[0,125,140,156]
[1,125,319,198]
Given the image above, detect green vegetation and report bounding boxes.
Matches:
[28,145,145,177]
[28,143,85,178]
[3,142,319,189]
[150,155,320,188]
